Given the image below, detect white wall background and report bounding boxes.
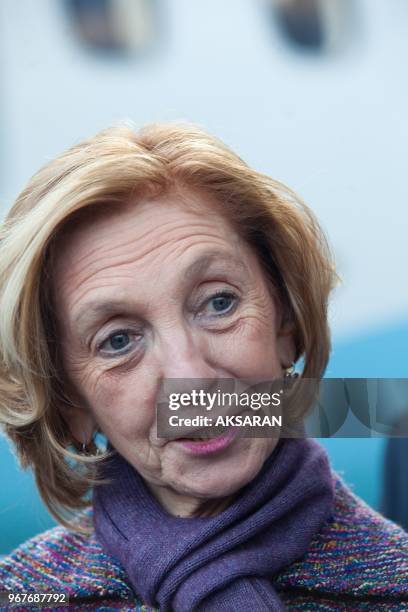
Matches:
[0,0,407,342]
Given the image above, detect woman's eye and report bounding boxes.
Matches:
[98,330,141,356]
[200,292,238,317]
[108,332,130,351]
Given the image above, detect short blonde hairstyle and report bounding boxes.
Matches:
[0,122,337,532]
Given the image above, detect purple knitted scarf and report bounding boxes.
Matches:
[93,439,334,611]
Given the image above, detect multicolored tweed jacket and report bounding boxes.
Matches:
[0,474,407,611]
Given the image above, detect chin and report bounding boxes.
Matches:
[172,450,268,500]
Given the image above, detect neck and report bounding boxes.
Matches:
[145,481,235,518]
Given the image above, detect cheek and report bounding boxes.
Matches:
[209,290,282,376]
[92,373,158,438]
[65,351,157,440]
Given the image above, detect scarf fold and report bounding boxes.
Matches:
[93,439,334,611]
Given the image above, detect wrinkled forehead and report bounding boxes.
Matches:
[48,188,247,308]
[53,184,231,253]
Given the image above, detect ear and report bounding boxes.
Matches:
[276,322,297,370]
[273,291,297,369]
[56,374,99,444]
[59,387,98,444]
[64,405,98,444]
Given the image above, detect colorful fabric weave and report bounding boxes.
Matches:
[0,474,407,611]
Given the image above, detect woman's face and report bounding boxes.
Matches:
[52,187,294,514]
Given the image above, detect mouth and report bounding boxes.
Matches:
[154,426,230,448]
[173,427,237,456]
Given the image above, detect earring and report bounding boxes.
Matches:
[283,363,298,391]
[72,434,101,457]
[284,363,298,379]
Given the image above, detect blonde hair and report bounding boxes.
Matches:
[0,122,337,533]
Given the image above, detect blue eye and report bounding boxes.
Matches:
[210,294,233,312]
[204,292,237,316]
[107,332,130,351]
[98,329,141,356]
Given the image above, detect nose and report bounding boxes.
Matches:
[158,325,218,382]
[154,325,235,436]
[155,327,224,440]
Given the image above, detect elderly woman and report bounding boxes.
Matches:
[0,123,406,611]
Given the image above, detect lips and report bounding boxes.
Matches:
[173,428,237,456]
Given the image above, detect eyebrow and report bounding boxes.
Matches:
[182,250,248,281]
[73,250,249,334]
[74,300,132,333]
